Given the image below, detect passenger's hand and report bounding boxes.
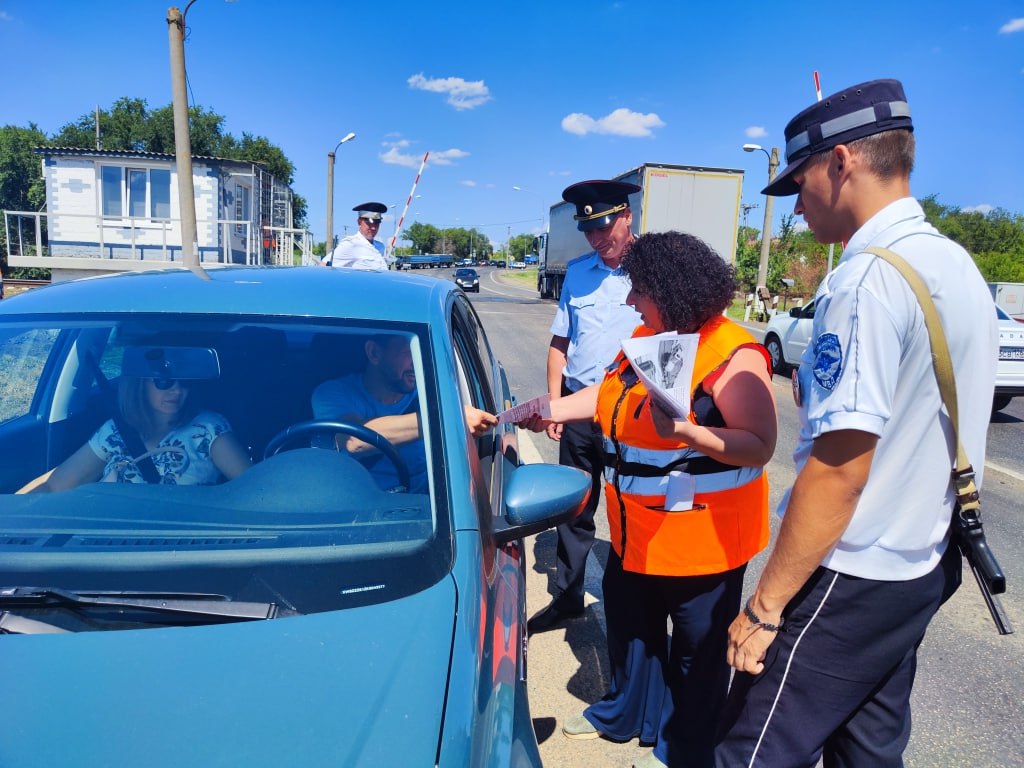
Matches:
[465,406,498,438]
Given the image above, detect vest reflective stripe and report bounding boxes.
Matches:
[596,317,771,577]
[606,464,763,497]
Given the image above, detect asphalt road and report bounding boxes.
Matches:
[453,266,1024,767]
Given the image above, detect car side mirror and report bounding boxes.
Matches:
[789,307,802,318]
[493,464,591,546]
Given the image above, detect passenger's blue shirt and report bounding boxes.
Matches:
[549,252,641,391]
[311,374,427,493]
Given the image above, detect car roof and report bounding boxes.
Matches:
[0,266,456,323]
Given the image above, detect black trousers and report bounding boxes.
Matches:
[714,545,961,768]
[550,417,605,611]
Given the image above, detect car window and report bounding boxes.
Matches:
[0,327,60,424]
[0,313,453,623]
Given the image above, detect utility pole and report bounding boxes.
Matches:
[756,147,780,295]
[167,5,200,272]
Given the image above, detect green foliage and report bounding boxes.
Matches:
[0,124,49,268]
[508,233,535,261]
[49,97,294,184]
[399,222,494,260]
[920,195,1024,282]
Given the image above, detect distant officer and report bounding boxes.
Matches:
[527,179,642,634]
[715,78,999,767]
[323,202,388,270]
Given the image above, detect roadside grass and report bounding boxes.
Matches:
[497,267,537,288]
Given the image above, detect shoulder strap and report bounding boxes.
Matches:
[864,246,979,512]
[112,415,162,484]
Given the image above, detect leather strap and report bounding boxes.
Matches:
[864,246,979,512]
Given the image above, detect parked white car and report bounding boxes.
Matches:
[764,301,1024,414]
[762,301,815,375]
[509,261,526,270]
[995,304,1024,412]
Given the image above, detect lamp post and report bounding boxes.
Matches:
[513,185,546,230]
[742,144,780,299]
[325,132,356,264]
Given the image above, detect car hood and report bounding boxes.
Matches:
[0,577,457,767]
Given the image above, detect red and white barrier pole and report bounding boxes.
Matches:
[388,151,430,261]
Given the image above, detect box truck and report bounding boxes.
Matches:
[536,163,744,299]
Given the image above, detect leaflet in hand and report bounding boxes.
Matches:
[620,331,699,420]
[497,393,551,425]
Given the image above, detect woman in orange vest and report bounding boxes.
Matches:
[519,231,777,768]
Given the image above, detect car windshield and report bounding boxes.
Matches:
[455,269,476,277]
[0,313,451,625]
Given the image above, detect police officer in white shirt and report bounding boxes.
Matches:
[715,79,999,767]
[322,202,389,270]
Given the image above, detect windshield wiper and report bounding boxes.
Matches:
[0,587,283,623]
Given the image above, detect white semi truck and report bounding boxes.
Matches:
[536,162,745,300]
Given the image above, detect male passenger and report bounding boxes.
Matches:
[527,180,642,634]
[716,79,999,767]
[312,334,496,494]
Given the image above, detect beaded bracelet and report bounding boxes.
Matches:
[744,597,785,633]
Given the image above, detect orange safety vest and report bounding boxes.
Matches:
[595,316,771,576]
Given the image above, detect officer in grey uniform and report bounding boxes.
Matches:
[527,180,642,634]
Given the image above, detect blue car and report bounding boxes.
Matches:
[0,266,589,767]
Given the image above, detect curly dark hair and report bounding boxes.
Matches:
[622,231,737,332]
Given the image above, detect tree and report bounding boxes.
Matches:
[508,233,536,261]
[919,195,1024,282]
[0,124,48,275]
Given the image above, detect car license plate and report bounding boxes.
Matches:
[1000,347,1024,361]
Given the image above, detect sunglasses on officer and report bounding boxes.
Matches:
[359,217,381,226]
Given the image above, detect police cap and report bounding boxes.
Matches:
[764,78,914,197]
[353,201,387,220]
[562,180,641,232]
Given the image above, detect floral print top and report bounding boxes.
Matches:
[87,410,233,485]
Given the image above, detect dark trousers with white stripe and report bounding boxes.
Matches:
[714,545,961,768]
[550,417,605,611]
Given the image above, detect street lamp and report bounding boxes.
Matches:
[513,185,546,231]
[742,144,780,303]
[325,132,356,265]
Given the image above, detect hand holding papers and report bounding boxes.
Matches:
[497,393,551,425]
[620,332,699,420]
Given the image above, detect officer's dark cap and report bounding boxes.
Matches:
[764,78,914,197]
[562,180,641,232]
[353,201,387,220]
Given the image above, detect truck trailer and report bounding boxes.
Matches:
[536,163,744,300]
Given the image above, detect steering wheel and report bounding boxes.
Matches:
[262,419,411,492]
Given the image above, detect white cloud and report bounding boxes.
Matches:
[998,18,1024,33]
[380,145,419,168]
[407,73,491,110]
[460,180,477,187]
[561,107,665,138]
[427,148,470,165]
[963,203,994,215]
[745,126,767,138]
[378,143,469,168]
[0,11,11,21]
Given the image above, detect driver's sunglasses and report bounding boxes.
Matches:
[152,378,186,390]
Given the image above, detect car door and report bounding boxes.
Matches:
[783,300,816,365]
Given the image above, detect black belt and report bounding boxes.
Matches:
[604,453,738,477]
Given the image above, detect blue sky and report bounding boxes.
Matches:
[2,1,1023,251]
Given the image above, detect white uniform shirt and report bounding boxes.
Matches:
[783,197,998,580]
[329,232,388,270]
[550,252,641,391]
